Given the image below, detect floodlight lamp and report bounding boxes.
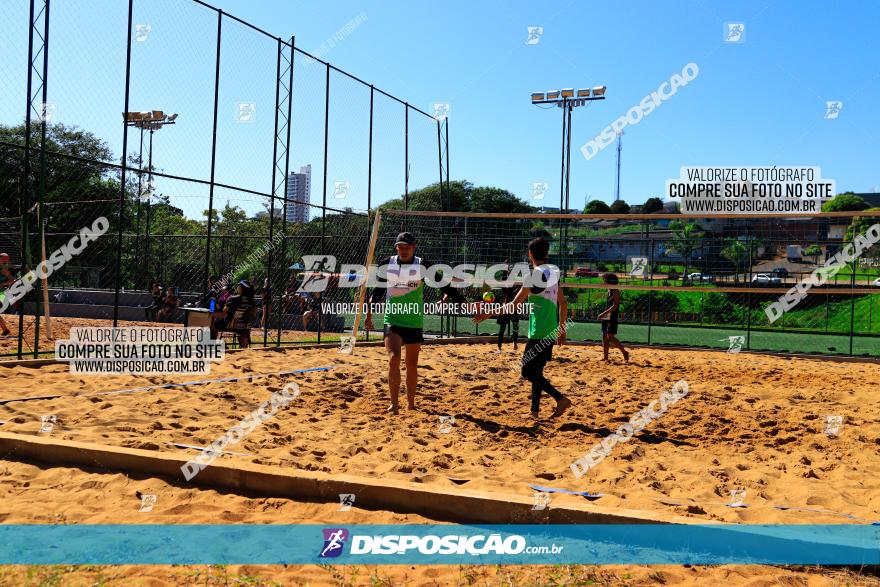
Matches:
[560,88,574,98]
[531,92,544,102]
[577,88,591,98]
[591,85,607,97]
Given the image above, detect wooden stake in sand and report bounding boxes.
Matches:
[351,208,382,342]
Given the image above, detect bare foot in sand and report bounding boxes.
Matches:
[622,350,630,363]
[552,397,572,418]
[387,403,399,414]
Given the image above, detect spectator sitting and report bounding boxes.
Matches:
[201,275,220,309]
[145,283,164,321]
[156,286,180,322]
[281,273,299,314]
[217,280,234,307]
[212,280,256,346]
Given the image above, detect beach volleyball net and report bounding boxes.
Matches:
[359,209,880,357]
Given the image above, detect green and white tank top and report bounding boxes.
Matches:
[527,265,560,340]
[384,255,424,328]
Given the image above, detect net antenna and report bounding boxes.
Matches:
[351,209,382,342]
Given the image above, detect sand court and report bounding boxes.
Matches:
[1,342,878,526]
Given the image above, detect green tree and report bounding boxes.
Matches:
[584,200,612,214]
[470,186,534,213]
[721,239,749,282]
[821,192,869,213]
[844,208,880,262]
[643,197,664,214]
[0,121,126,232]
[803,244,822,264]
[666,221,703,279]
[610,200,631,214]
[378,180,533,213]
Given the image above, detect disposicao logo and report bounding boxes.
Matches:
[319,528,349,558]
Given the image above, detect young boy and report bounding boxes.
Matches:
[598,273,629,362]
[474,238,572,419]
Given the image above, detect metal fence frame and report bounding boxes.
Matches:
[6,0,449,358]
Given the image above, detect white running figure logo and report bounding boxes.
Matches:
[321,529,346,557]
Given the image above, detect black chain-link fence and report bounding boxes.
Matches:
[1,0,447,358]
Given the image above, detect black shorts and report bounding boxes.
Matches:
[384,325,424,345]
[521,338,554,377]
[601,319,618,335]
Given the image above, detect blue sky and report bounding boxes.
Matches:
[2,0,878,218]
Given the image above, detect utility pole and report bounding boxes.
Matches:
[615,130,623,202]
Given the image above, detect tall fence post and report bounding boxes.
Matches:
[849,252,856,355]
[264,37,283,348]
[112,0,135,329]
[444,118,450,194]
[404,103,409,209]
[276,38,294,347]
[32,0,51,357]
[318,63,330,344]
[367,85,373,211]
[203,9,223,300]
[647,238,654,345]
[19,0,37,359]
[436,118,444,210]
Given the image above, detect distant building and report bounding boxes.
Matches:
[661,200,680,213]
[285,165,312,224]
[254,209,282,220]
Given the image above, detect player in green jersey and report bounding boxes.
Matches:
[474,237,572,419]
[364,232,467,414]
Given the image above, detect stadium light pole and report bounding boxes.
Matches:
[532,87,605,275]
[531,87,605,213]
[123,111,177,288]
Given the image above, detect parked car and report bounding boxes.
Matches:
[771,267,789,278]
[752,273,782,285]
[872,277,880,287]
[687,272,714,282]
[574,267,599,278]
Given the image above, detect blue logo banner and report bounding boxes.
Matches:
[0,524,877,565]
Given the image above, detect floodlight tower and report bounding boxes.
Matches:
[531,86,606,214]
[123,111,178,288]
[532,86,606,275]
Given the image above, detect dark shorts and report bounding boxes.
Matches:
[384,324,424,345]
[601,319,618,335]
[521,338,554,376]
